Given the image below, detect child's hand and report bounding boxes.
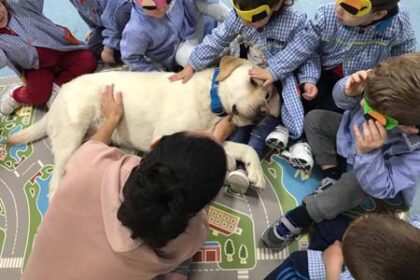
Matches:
[169,65,195,83]
[101,84,123,125]
[353,119,387,154]
[323,241,344,280]
[101,47,116,64]
[248,67,273,87]
[302,83,318,100]
[345,70,369,96]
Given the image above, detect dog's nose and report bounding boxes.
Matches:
[232,105,239,115]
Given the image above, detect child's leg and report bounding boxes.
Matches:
[86,27,104,59]
[12,47,68,105]
[229,125,253,144]
[262,172,366,249]
[309,215,350,251]
[304,109,343,180]
[248,115,281,159]
[113,1,132,63]
[54,50,97,86]
[13,68,55,105]
[264,251,309,280]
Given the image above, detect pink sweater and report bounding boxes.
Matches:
[22,140,208,280]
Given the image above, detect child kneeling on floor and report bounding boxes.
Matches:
[0,0,97,115]
[261,52,420,251]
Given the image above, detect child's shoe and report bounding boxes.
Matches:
[265,125,289,151]
[289,142,314,171]
[226,169,249,194]
[46,83,61,108]
[0,85,22,115]
[262,215,302,250]
[225,152,236,172]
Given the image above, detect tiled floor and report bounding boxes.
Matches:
[0,0,419,76]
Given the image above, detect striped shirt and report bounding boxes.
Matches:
[190,8,320,138]
[0,0,86,75]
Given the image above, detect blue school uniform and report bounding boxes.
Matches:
[0,0,86,75]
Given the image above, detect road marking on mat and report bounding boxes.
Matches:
[238,270,249,279]
[0,257,24,268]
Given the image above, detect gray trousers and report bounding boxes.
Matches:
[303,110,366,222]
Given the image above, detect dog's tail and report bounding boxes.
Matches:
[7,114,48,145]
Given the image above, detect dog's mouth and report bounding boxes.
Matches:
[231,103,267,125]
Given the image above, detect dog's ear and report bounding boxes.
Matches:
[217,56,247,82]
[261,87,280,118]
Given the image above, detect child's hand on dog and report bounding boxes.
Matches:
[248,67,273,87]
[345,70,370,97]
[169,65,195,83]
[101,84,124,126]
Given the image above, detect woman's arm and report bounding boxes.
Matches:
[90,85,124,144]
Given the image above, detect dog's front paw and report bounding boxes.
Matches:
[246,161,266,189]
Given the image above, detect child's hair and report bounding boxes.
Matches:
[233,0,293,13]
[365,52,420,126]
[117,131,227,250]
[371,0,399,12]
[342,213,420,280]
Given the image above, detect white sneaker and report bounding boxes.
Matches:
[289,142,314,171]
[0,85,22,115]
[226,169,249,194]
[266,125,289,151]
[225,152,236,172]
[46,83,61,108]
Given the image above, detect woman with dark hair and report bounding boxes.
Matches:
[22,85,234,280]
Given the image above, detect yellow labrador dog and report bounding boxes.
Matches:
[7,56,279,198]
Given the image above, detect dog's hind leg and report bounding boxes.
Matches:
[48,125,87,200]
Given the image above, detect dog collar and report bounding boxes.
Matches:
[210,67,227,116]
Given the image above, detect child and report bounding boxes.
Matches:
[258,0,415,112]
[261,53,420,250]
[120,0,229,72]
[68,0,132,64]
[0,0,97,115]
[265,212,420,280]
[22,85,234,280]
[170,0,319,192]
[264,0,416,151]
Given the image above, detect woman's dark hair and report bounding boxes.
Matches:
[234,0,294,12]
[117,132,227,250]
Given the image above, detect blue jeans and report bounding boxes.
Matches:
[230,115,281,158]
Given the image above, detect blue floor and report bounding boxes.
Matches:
[1,0,419,77]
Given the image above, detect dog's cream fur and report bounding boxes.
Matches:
[7,57,279,198]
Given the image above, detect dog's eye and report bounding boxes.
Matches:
[265,93,271,100]
[250,78,258,87]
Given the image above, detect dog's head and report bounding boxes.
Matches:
[217,56,280,126]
